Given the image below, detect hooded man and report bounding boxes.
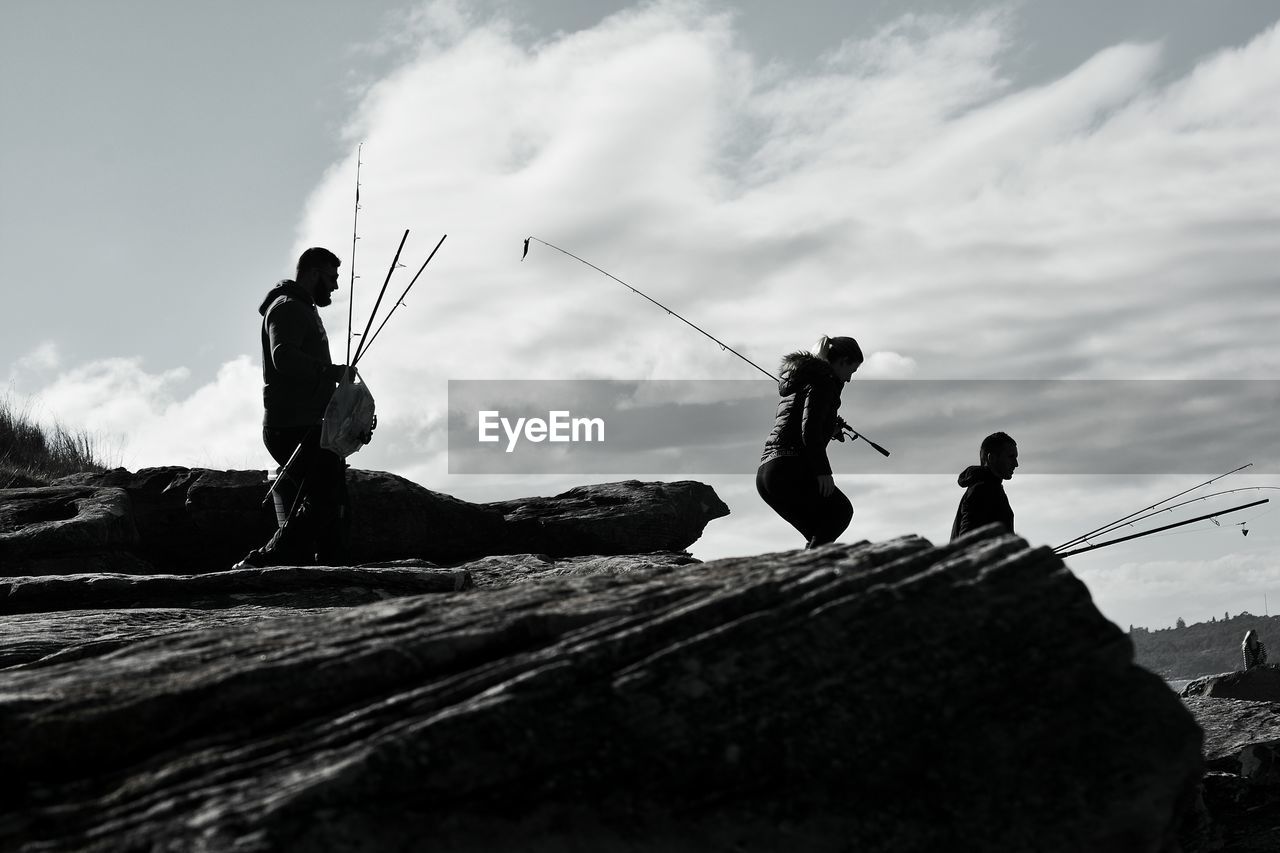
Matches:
[950,431,1018,542]
[235,247,350,568]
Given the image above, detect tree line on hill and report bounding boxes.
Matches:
[1130,612,1280,679]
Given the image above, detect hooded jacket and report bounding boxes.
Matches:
[259,280,340,428]
[760,352,843,474]
[950,465,1014,541]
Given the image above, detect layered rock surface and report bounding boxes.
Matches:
[1,470,728,572]
[0,486,145,574]
[1183,697,1280,852]
[487,480,730,557]
[0,532,1202,852]
[1184,666,1280,702]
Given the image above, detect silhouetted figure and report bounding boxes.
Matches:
[235,247,351,569]
[1243,629,1268,670]
[757,335,862,549]
[951,432,1018,542]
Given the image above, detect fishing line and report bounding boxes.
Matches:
[522,235,890,457]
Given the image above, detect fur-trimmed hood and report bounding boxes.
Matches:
[776,351,838,396]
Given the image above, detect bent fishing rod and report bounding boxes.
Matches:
[1055,463,1253,552]
[522,236,890,457]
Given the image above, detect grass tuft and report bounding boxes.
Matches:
[0,396,106,487]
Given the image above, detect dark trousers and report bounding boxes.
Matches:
[756,456,853,547]
[259,425,350,564]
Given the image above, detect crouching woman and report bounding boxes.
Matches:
[756,335,862,549]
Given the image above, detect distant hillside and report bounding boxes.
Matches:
[0,396,104,487]
[1130,613,1280,680]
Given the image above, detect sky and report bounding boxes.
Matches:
[2,0,1278,631]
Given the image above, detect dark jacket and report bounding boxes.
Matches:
[1244,632,1268,670]
[259,280,340,428]
[760,352,843,475]
[950,465,1014,541]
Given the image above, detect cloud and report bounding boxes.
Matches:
[12,4,1279,628]
[12,341,60,375]
[13,351,264,471]
[861,351,917,378]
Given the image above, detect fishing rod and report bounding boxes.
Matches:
[1054,463,1252,552]
[355,233,447,366]
[522,236,890,457]
[345,143,363,366]
[352,229,409,366]
[1056,498,1269,558]
[1054,486,1280,551]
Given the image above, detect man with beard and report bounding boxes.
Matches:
[950,431,1018,541]
[235,247,351,568]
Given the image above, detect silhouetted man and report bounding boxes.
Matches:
[950,431,1018,542]
[235,247,350,568]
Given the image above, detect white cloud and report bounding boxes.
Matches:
[861,351,917,378]
[15,354,264,471]
[12,341,60,375]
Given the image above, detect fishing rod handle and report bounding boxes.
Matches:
[838,417,891,457]
[863,437,891,457]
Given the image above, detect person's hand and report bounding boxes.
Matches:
[817,474,835,497]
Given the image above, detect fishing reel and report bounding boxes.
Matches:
[834,417,858,443]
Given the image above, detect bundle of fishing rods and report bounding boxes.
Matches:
[1052,464,1274,557]
[344,145,447,370]
[263,144,445,509]
[345,228,447,370]
[262,228,445,510]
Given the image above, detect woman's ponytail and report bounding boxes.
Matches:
[812,335,862,365]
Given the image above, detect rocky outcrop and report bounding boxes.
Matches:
[0,532,1202,852]
[53,467,510,571]
[0,563,472,616]
[1183,697,1280,852]
[1182,666,1280,701]
[488,479,730,556]
[40,470,726,572]
[0,486,145,574]
[460,550,701,587]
